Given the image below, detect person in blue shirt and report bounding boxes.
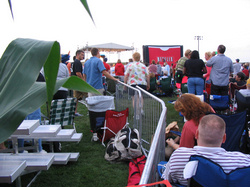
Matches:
[83,48,118,97]
[206,45,233,95]
[83,48,118,141]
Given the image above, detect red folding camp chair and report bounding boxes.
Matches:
[101,108,129,146]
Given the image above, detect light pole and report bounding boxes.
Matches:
[194,36,203,52]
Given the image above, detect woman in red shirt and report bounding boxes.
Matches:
[115,59,125,76]
[165,94,214,158]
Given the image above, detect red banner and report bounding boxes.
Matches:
[148,46,182,66]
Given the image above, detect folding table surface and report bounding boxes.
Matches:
[0,160,26,183]
[0,153,54,170]
[11,125,61,139]
[21,153,71,165]
[12,120,40,135]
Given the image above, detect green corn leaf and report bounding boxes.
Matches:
[0,38,99,143]
[80,0,95,24]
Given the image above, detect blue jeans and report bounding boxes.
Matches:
[18,108,43,152]
[187,77,204,95]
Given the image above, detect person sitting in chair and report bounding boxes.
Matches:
[162,114,250,186]
[229,72,246,87]
[165,94,214,159]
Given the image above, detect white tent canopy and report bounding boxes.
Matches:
[82,42,134,52]
[82,43,134,63]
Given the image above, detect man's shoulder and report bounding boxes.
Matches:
[179,57,188,61]
[73,59,81,65]
[217,54,232,62]
[172,147,193,155]
[91,56,101,61]
[177,57,187,65]
[224,55,233,62]
[179,56,187,60]
[169,147,194,162]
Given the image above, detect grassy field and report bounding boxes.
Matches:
[4,95,184,187]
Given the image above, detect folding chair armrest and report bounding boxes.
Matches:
[41,113,49,125]
[183,161,198,179]
[41,112,48,119]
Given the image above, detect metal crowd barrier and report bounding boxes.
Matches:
[136,86,167,185]
[115,81,142,147]
[115,81,167,185]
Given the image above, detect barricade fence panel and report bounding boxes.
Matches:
[136,86,167,185]
[115,82,167,185]
[115,82,142,133]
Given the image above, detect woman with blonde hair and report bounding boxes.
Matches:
[166,94,214,157]
[203,51,212,83]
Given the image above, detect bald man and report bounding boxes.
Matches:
[162,114,250,186]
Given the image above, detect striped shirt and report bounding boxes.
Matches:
[162,146,250,186]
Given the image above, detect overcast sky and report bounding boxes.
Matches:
[1,0,250,63]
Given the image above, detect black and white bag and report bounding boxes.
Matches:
[105,127,142,161]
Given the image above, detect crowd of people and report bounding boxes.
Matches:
[54,45,250,186]
[63,44,250,145]
[175,45,250,96]
[2,44,250,185]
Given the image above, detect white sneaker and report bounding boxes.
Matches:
[39,149,47,154]
[92,133,99,142]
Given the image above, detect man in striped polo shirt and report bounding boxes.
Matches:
[162,114,250,186]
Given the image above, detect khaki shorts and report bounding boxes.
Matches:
[74,90,88,100]
[88,88,104,97]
